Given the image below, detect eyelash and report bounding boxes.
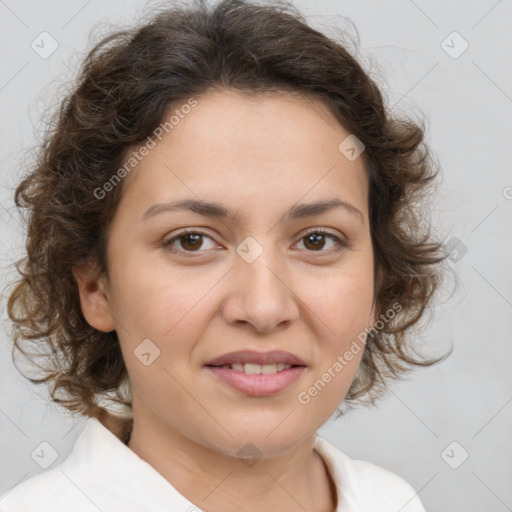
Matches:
[162,228,346,256]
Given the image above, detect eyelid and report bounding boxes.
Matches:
[299,226,343,239]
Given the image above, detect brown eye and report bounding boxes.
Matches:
[179,233,203,251]
[163,230,215,253]
[296,229,345,253]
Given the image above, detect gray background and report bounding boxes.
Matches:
[1,1,511,511]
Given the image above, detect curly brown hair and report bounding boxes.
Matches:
[6,0,451,433]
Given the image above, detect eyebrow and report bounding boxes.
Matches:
[141,197,364,224]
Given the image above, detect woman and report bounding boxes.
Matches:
[2,0,450,510]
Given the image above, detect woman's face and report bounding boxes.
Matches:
[80,89,376,457]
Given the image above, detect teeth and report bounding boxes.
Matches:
[228,363,292,374]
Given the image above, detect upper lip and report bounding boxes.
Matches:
[205,350,307,367]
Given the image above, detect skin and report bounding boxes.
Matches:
[73,89,376,512]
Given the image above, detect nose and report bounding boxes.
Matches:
[221,243,300,334]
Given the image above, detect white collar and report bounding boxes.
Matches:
[0,416,426,512]
[69,417,345,510]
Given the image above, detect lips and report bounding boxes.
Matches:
[206,365,306,396]
[205,350,307,367]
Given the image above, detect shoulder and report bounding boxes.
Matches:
[314,435,427,512]
[0,416,197,512]
[0,417,126,512]
[0,465,81,512]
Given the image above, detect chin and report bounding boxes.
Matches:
[206,422,312,460]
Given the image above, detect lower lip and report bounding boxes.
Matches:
[205,366,306,396]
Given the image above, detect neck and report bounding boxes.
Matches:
[126,411,336,512]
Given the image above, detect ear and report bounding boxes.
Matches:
[72,261,116,333]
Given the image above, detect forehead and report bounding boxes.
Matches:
[161,88,350,157]
[118,88,369,222]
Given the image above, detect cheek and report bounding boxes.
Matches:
[109,250,220,335]
[298,261,373,394]
[334,275,373,332]
[300,259,374,335]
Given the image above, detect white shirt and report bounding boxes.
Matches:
[0,417,426,512]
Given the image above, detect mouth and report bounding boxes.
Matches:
[205,362,303,374]
[205,365,306,396]
[204,350,307,396]
[205,349,307,368]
